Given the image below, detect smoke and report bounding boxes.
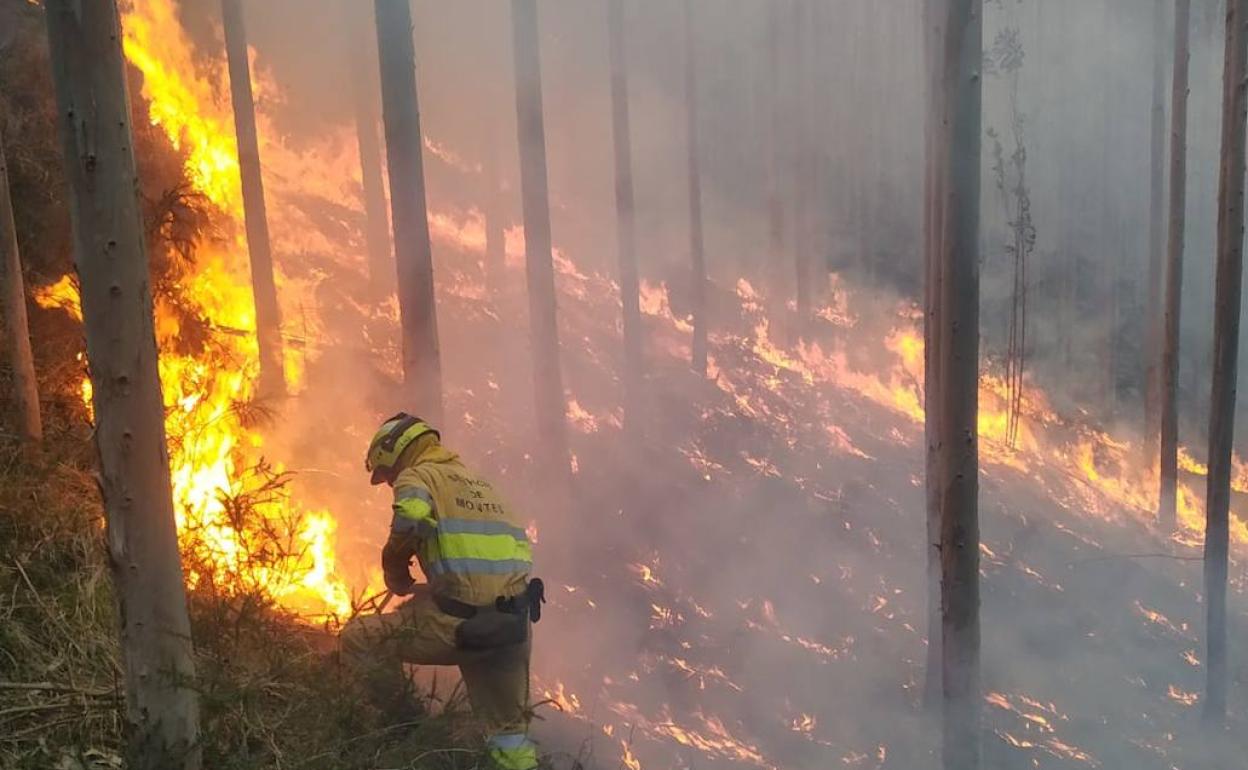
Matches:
[123,0,1248,767]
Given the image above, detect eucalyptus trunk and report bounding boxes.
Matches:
[1159,0,1191,533]
[1145,0,1168,462]
[1203,0,1248,728]
[922,0,946,712]
[44,2,200,765]
[685,0,708,376]
[345,0,392,301]
[791,0,812,330]
[374,0,444,425]
[484,131,507,301]
[0,132,41,447]
[936,0,983,766]
[511,0,570,478]
[222,0,285,398]
[607,0,645,421]
[766,2,785,305]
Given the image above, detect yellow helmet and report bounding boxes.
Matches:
[365,413,439,485]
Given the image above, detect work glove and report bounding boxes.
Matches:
[381,538,416,596]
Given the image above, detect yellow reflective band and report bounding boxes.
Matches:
[437,531,532,564]
[393,495,433,521]
[488,743,538,770]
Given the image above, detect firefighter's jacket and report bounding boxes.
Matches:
[386,439,531,607]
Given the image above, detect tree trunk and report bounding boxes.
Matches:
[345,0,392,302]
[937,0,982,767]
[1203,0,1248,729]
[922,0,946,713]
[0,132,41,447]
[1159,0,1191,533]
[1099,0,1119,417]
[607,0,645,422]
[766,2,785,305]
[1145,0,1168,463]
[44,2,200,767]
[511,0,570,479]
[374,0,444,425]
[484,130,507,301]
[791,0,812,331]
[685,0,708,377]
[221,0,285,399]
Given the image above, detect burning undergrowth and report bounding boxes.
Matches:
[19,1,1248,767]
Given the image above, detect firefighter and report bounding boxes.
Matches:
[341,413,543,770]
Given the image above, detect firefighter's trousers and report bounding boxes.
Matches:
[340,594,537,770]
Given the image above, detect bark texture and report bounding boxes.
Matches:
[222,0,285,398]
[44,2,201,766]
[0,131,41,446]
[1203,0,1248,728]
[1159,0,1191,532]
[374,0,444,425]
[685,0,708,377]
[922,0,947,712]
[937,0,982,766]
[511,0,570,477]
[607,0,645,420]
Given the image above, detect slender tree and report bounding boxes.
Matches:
[685,0,708,376]
[1159,0,1192,532]
[481,7,511,301]
[1145,0,1168,461]
[511,0,570,477]
[606,0,644,421]
[483,130,508,299]
[922,0,947,711]
[1204,0,1248,728]
[221,0,285,398]
[374,0,444,425]
[344,0,392,301]
[936,0,983,766]
[0,131,41,447]
[1098,0,1120,415]
[44,2,200,766]
[766,2,786,304]
[791,0,813,328]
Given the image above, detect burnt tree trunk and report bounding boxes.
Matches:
[222,0,285,399]
[1203,0,1248,728]
[607,0,644,422]
[0,132,41,447]
[1145,0,1168,463]
[345,0,392,301]
[937,0,982,766]
[374,0,444,424]
[44,2,201,766]
[922,0,946,712]
[511,0,570,478]
[1159,0,1191,533]
[685,0,708,376]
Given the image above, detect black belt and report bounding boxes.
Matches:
[435,578,545,623]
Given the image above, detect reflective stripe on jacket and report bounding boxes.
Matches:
[391,443,530,606]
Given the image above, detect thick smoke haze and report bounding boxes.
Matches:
[151,0,1248,767]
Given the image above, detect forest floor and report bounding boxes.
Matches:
[0,414,500,769]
